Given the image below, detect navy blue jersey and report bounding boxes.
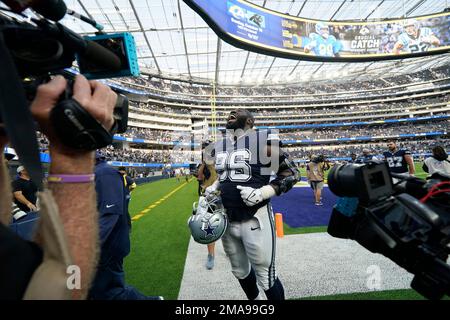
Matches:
[95,161,131,262]
[383,149,411,173]
[214,129,279,222]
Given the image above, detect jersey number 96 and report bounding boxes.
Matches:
[216,150,252,182]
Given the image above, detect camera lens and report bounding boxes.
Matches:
[328,164,363,197]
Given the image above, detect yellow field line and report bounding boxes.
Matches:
[131,179,192,222]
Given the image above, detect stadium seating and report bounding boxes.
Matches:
[36,66,449,170]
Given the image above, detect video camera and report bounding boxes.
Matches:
[327,161,450,300]
[0,0,139,150]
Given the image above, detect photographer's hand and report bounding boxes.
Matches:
[31,75,116,158]
[31,75,117,299]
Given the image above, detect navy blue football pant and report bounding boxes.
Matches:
[89,258,147,300]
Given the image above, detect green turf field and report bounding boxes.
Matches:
[124,178,198,300]
[124,163,432,300]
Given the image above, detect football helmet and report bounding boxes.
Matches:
[403,19,418,36]
[315,22,329,39]
[188,193,228,244]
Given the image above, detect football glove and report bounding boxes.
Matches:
[237,185,276,207]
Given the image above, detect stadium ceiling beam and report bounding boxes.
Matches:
[139,50,240,59]
[112,0,130,30]
[311,62,324,76]
[95,0,115,31]
[288,60,302,76]
[286,1,295,14]
[214,40,222,84]
[364,0,385,20]
[338,62,351,71]
[128,0,161,73]
[240,52,251,79]
[405,0,427,17]
[177,0,192,79]
[296,0,308,16]
[362,61,376,72]
[329,0,347,21]
[78,26,210,36]
[264,57,277,78]
[76,0,95,20]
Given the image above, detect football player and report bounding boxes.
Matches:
[204,109,298,300]
[304,22,342,57]
[383,140,415,176]
[393,19,440,54]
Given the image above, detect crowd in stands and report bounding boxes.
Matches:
[121,127,177,142]
[100,145,199,164]
[280,121,449,140]
[119,120,449,144]
[36,132,449,165]
[130,101,190,115]
[287,139,450,159]
[108,65,450,102]
[101,138,450,164]
[128,94,448,121]
[34,65,450,166]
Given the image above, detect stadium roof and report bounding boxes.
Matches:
[11,1,450,85]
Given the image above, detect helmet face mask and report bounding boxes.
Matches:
[316,23,329,39]
[188,194,228,244]
[404,20,418,36]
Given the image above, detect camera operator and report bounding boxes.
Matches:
[423,146,450,176]
[306,155,330,206]
[383,140,415,177]
[0,75,117,299]
[327,160,450,300]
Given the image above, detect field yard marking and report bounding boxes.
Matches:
[132,214,144,221]
[132,180,192,223]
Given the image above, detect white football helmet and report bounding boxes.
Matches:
[188,193,228,244]
[315,22,329,39]
[403,19,419,36]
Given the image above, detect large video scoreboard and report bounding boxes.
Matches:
[184,0,450,61]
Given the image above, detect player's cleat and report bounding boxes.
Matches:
[146,295,164,300]
[206,254,215,270]
[315,201,323,206]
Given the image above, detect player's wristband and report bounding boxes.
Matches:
[47,174,95,183]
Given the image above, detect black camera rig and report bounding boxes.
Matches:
[327,161,450,300]
[0,2,138,188]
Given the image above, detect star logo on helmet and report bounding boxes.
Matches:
[203,223,216,237]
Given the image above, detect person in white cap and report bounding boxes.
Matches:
[12,166,38,212]
[3,148,27,220]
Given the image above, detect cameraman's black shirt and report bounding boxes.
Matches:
[383,149,410,174]
[12,178,38,212]
[0,223,43,299]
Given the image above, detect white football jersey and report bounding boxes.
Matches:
[397,27,434,53]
